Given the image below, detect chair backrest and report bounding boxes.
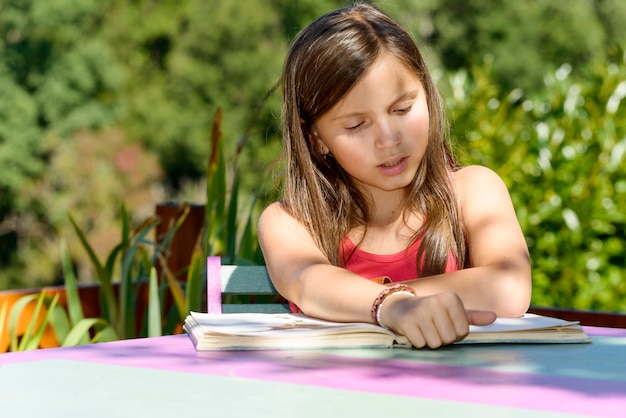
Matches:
[206,256,290,314]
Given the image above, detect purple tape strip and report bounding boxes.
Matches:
[206,256,222,314]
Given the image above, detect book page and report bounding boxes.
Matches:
[186,312,409,350]
[468,313,579,333]
[189,312,392,337]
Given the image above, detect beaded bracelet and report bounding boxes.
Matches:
[376,290,416,330]
[370,283,416,329]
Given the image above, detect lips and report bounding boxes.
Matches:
[380,159,404,168]
[377,156,408,176]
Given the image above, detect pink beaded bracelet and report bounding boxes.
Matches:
[370,283,416,328]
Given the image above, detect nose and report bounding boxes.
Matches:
[374,117,401,149]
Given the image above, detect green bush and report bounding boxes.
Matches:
[444,57,626,312]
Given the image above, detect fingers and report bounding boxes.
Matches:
[402,292,469,349]
[467,309,497,326]
[430,293,469,347]
[415,315,459,349]
[397,293,497,349]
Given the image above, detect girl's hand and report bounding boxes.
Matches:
[380,291,496,349]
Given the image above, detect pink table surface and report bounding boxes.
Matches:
[1,325,625,417]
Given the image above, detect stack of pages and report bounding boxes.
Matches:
[183,312,592,351]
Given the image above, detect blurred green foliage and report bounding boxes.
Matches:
[0,0,624,312]
[444,59,626,312]
[394,0,626,92]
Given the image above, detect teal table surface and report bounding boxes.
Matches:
[0,326,624,418]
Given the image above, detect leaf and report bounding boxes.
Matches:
[152,202,191,272]
[205,107,227,255]
[62,318,112,347]
[160,253,187,319]
[225,173,240,261]
[185,247,205,313]
[68,214,105,278]
[207,107,223,184]
[147,267,162,337]
[46,302,71,345]
[118,216,160,338]
[238,188,260,262]
[11,292,60,352]
[60,239,86,326]
[121,203,131,244]
[69,213,118,326]
[23,294,61,351]
[0,301,8,349]
[90,324,119,343]
[7,294,39,352]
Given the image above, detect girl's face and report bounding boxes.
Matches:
[312,53,429,199]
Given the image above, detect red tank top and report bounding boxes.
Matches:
[288,237,458,313]
[341,237,458,282]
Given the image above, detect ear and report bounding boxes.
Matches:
[311,126,329,155]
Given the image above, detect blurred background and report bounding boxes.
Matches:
[0,0,624,312]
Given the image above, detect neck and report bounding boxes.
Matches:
[350,199,420,255]
[349,189,409,245]
[368,189,406,226]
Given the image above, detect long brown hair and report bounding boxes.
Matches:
[281,2,466,276]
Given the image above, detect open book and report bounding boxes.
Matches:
[183,312,591,351]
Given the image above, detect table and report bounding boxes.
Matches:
[1,326,624,418]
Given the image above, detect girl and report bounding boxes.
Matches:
[258,2,532,349]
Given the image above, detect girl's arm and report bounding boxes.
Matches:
[403,165,532,317]
[258,201,496,348]
[258,201,382,323]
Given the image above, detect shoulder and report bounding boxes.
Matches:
[451,165,505,187]
[258,201,310,241]
[451,165,515,219]
[258,201,291,230]
[451,165,509,200]
[258,202,296,254]
[258,201,330,269]
[259,201,287,218]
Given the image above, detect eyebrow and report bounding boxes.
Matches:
[332,89,420,121]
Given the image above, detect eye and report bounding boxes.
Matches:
[394,105,412,115]
[346,121,364,131]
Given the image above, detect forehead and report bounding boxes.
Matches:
[330,53,422,112]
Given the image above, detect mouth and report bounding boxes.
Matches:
[377,156,409,176]
[378,157,407,168]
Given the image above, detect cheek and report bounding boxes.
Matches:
[330,143,369,175]
[407,108,430,137]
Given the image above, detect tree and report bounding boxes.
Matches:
[0,0,345,288]
[101,0,343,191]
[394,0,626,93]
[0,0,136,288]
